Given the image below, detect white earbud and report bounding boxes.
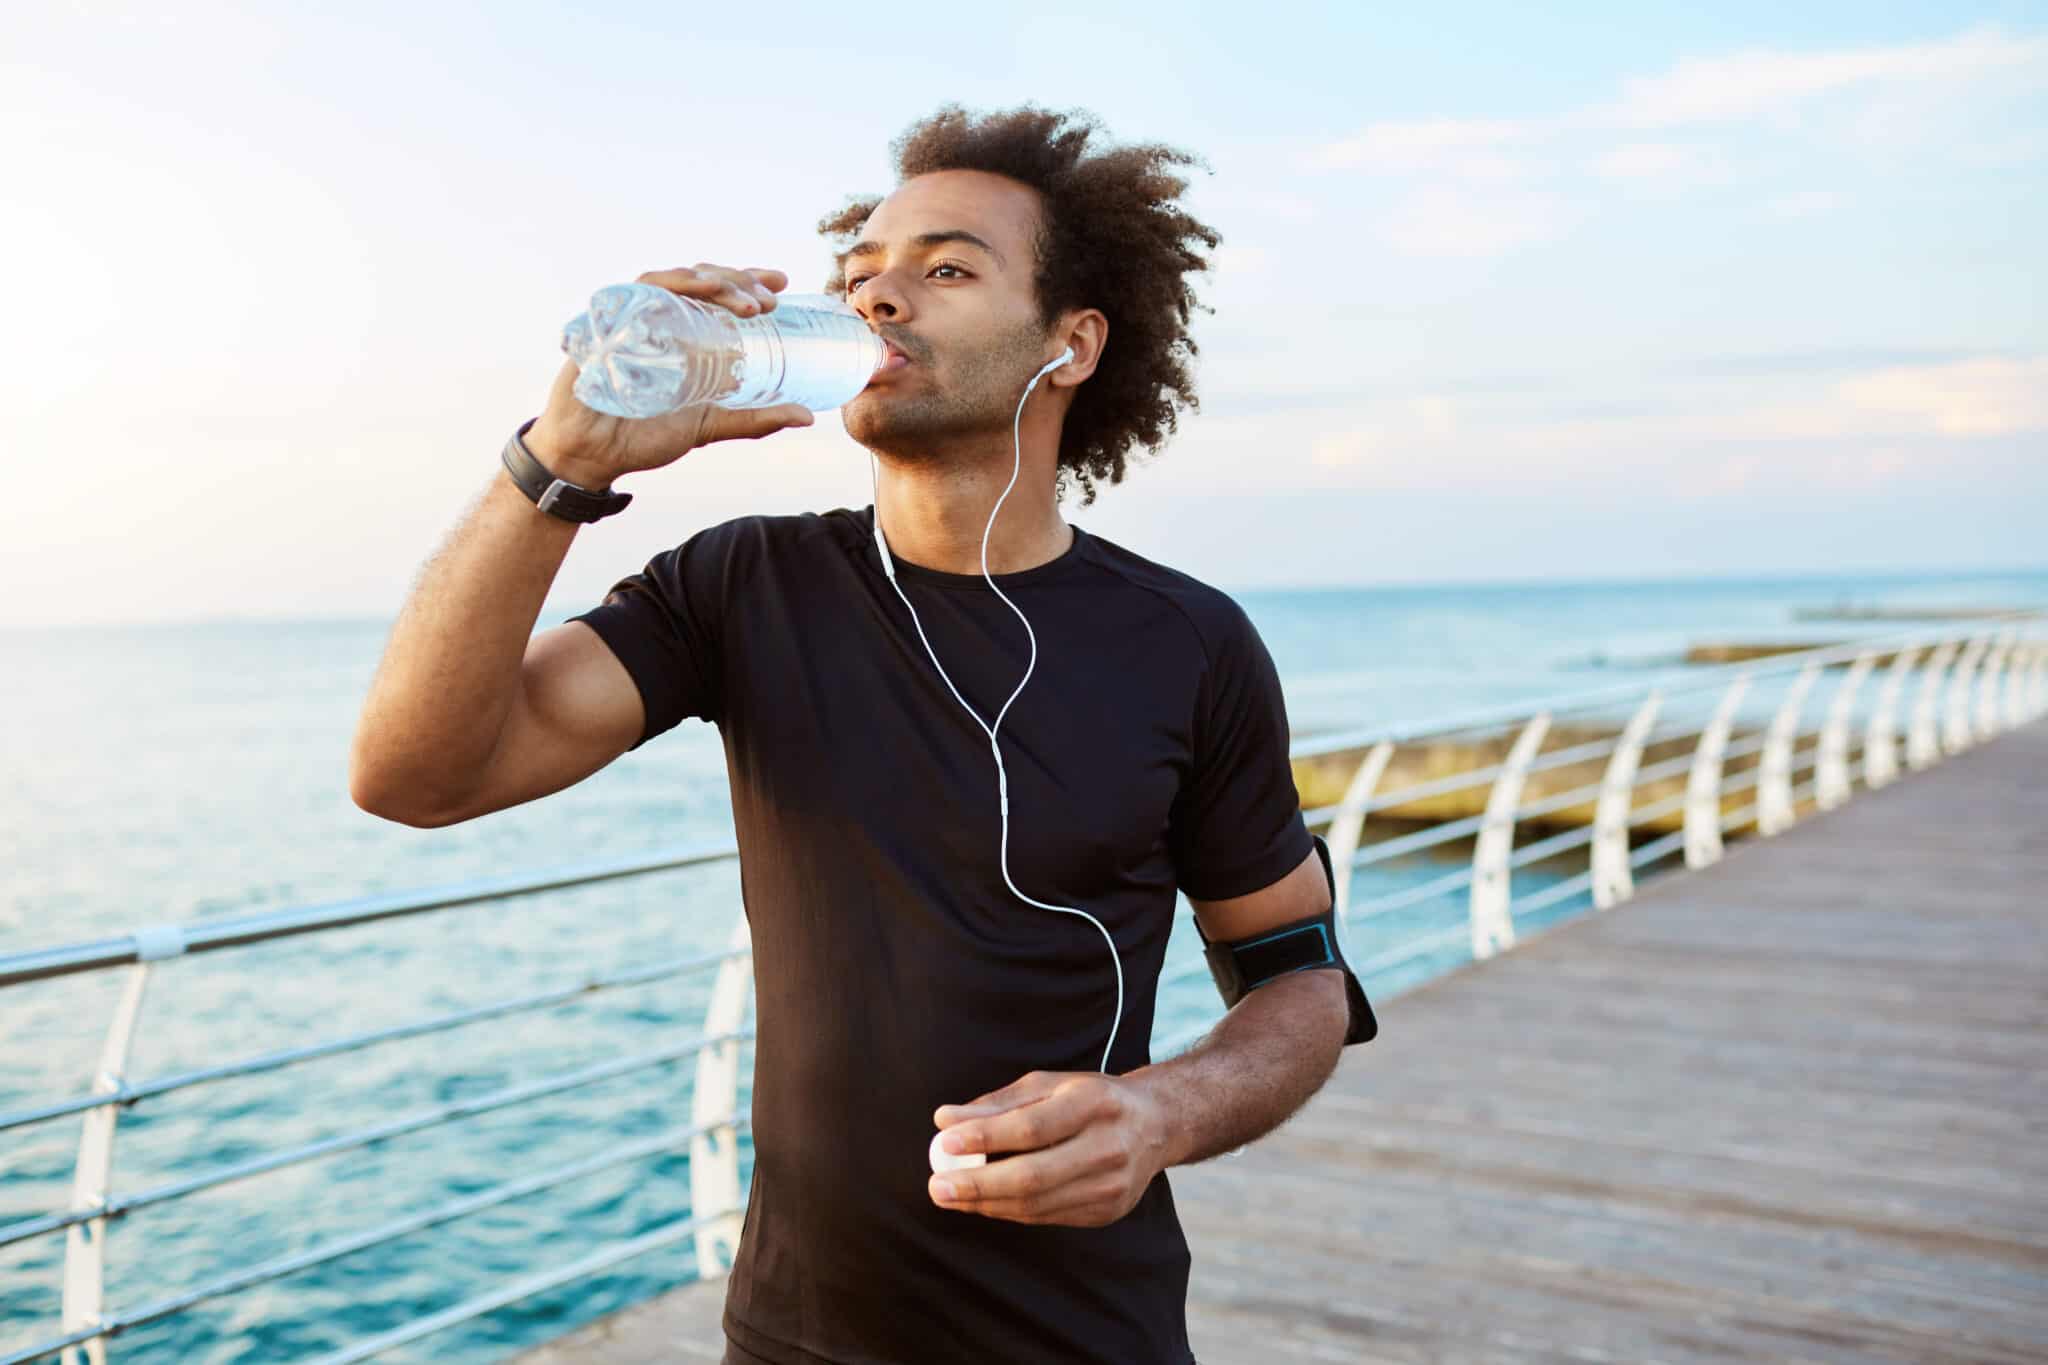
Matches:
[929,1130,987,1174]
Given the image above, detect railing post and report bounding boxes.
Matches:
[690,911,753,1280]
[1817,651,1875,810]
[1864,645,1919,790]
[1685,675,1749,869]
[1469,714,1550,960]
[1592,692,1660,909]
[1943,636,1987,755]
[1758,662,1820,836]
[2005,641,2034,728]
[1975,631,2014,742]
[62,965,155,1365]
[1322,741,1394,927]
[1907,640,1957,770]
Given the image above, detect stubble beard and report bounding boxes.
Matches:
[842,316,1051,470]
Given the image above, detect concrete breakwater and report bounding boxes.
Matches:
[1291,721,1783,838]
[1792,603,2026,622]
[1684,641,1925,666]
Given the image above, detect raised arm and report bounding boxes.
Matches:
[347,467,637,827]
[348,264,813,826]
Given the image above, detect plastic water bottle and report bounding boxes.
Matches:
[560,282,886,418]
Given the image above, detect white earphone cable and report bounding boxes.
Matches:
[869,349,1124,1074]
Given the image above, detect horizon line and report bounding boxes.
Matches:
[6,560,2047,632]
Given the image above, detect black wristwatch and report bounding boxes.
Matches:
[500,418,634,523]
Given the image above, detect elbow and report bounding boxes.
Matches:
[352,789,458,829]
[348,750,455,829]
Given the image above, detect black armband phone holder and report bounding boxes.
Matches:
[1194,835,1378,1045]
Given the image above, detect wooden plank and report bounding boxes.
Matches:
[520,720,2048,1362]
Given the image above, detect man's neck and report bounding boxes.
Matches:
[871,441,1073,578]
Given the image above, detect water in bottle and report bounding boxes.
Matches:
[561,282,887,418]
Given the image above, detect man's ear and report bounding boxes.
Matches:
[1049,309,1108,386]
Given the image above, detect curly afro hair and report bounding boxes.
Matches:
[817,104,1220,506]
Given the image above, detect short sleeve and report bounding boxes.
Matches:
[565,525,734,750]
[1167,600,1314,902]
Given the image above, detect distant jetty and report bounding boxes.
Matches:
[1683,641,1919,666]
[1792,603,2026,622]
[1289,605,2041,843]
[1291,721,1769,840]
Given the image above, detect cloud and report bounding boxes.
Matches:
[1305,396,1459,470]
[1162,354,2048,501]
[1210,244,1272,275]
[1602,24,2048,129]
[1588,141,1736,197]
[1762,189,1838,219]
[1309,426,1384,469]
[1688,346,1979,377]
[1513,355,2048,446]
[1672,449,1917,500]
[1301,24,2048,256]
[1379,185,1572,257]
[1411,395,1457,439]
[1835,356,2048,436]
[1309,116,1538,174]
[1673,454,1766,498]
[1592,141,1712,180]
[1311,24,2047,167]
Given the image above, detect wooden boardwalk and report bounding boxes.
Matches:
[524,720,2048,1364]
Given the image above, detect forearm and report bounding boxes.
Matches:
[1128,968,1349,1169]
[349,467,582,819]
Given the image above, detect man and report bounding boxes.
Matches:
[351,104,1371,1364]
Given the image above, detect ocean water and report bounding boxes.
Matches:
[3,564,2043,1363]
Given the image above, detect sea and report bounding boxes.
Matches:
[4,565,2044,1363]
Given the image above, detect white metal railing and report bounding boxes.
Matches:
[1,614,2043,1363]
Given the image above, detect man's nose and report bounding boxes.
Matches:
[850,272,907,323]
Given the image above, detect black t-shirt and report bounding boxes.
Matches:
[569,505,1311,1365]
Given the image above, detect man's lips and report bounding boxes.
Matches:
[862,335,917,390]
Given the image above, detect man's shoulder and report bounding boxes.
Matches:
[1081,530,1258,655]
[664,507,866,575]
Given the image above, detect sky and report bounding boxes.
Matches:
[2,0,2044,627]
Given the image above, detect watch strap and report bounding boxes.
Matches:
[500,419,634,523]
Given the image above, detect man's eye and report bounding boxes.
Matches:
[845,264,968,291]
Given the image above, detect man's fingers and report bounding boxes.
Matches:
[929,1147,1128,1226]
[927,1074,1150,1227]
[935,1181,1126,1226]
[945,1085,1103,1158]
[689,262,783,312]
[937,1074,1122,1154]
[934,1070,1064,1128]
[633,265,782,316]
[706,403,814,442]
[929,1137,1095,1208]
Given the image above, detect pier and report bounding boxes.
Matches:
[524,718,2048,1362]
[3,622,2041,1364]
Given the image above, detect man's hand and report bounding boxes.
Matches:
[928,1070,1173,1228]
[527,264,815,488]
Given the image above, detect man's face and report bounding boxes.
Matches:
[836,169,1057,462]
